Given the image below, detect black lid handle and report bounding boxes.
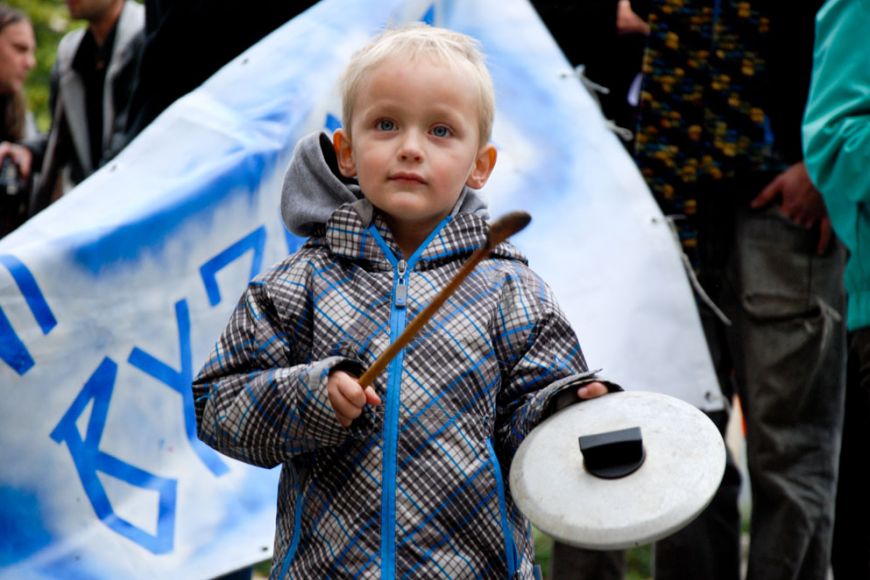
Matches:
[579,426,646,479]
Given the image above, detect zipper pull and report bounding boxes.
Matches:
[395,260,407,308]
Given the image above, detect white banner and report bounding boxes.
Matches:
[0,0,717,577]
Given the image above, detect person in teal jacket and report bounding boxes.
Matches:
[803,0,870,577]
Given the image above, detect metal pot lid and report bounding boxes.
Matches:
[509,391,725,550]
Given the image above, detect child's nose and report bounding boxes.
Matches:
[398,131,424,161]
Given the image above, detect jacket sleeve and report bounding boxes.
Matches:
[193,269,376,468]
[491,263,614,461]
[803,0,870,208]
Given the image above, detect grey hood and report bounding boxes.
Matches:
[281,132,488,236]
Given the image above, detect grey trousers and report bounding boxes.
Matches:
[659,205,847,580]
[730,206,845,580]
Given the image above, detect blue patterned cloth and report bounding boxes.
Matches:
[193,200,601,578]
[635,0,779,266]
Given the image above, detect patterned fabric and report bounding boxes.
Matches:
[193,203,597,578]
[635,0,779,261]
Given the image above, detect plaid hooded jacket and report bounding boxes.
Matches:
[193,134,599,579]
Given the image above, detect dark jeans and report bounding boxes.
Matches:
[831,327,870,579]
[550,542,625,580]
[654,411,741,580]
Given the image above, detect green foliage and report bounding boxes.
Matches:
[625,544,653,580]
[534,527,554,576]
[253,560,271,576]
[7,0,82,132]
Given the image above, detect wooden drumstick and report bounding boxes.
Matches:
[357,211,532,388]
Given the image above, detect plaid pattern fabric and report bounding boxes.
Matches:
[194,204,594,578]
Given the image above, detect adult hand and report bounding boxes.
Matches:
[327,370,381,428]
[617,0,650,36]
[0,141,33,179]
[577,381,608,400]
[750,161,832,255]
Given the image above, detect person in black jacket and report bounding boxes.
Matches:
[0,0,144,218]
[111,0,320,155]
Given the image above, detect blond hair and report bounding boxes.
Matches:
[339,23,495,145]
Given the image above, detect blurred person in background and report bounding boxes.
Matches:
[0,3,36,237]
[636,2,845,579]
[112,0,319,153]
[0,0,143,221]
[803,0,870,577]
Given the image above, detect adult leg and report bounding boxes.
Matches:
[653,310,742,580]
[831,328,870,579]
[654,195,743,580]
[653,410,742,580]
[550,544,625,580]
[731,206,846,580]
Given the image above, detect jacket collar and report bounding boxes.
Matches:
[321,202,528,271]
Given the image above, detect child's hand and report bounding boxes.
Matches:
[577,381,608,400]
[327,370,382,428]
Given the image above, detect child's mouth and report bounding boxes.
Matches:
[389,172,426,184]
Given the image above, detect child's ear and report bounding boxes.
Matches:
[333,129,357,177]
[466,144,497,189]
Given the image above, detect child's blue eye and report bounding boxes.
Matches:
[376,119,396,131]
[431,125,451,138]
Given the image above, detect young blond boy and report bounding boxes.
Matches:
[194,24,609,578]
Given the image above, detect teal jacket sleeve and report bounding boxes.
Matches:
[803,0,870,209]
[803,0,870,330]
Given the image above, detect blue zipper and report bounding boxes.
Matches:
[279,477,306,579]
[486,438,518,577]
[381,257,408,579]
[369,218,451,578]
